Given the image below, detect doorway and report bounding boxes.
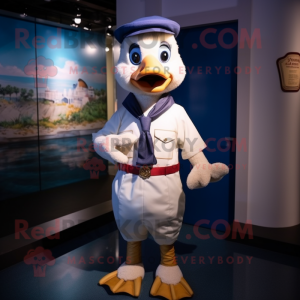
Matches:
[171,21,238,229]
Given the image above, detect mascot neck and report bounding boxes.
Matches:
[134,93,163,113]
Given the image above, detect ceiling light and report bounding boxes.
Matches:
[20,7,27,17]
[83,27,91,31]
[107,33,111,36]
[74,7,81,24]
[108,25,112,28]
[105,47,109,52]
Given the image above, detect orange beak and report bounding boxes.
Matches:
[130,55,172,93]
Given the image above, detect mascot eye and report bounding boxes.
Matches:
[159,45,171,63]
[129,45,141,65]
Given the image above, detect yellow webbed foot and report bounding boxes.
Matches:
[150,276,193,300]
[99,270,142,297]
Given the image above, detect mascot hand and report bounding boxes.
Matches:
[187,164,211,189]
[187,152,229,189]
[210,163,229,183]
[94,132,138,164]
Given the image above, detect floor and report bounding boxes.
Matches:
[0,221,299,300]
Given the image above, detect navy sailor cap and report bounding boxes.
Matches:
[114,16,180,44]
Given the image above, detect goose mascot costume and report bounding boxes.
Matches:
[93,16,229,300]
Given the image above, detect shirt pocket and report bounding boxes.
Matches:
[154,129,177,160]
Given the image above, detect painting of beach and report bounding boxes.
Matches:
[0,15,108,201]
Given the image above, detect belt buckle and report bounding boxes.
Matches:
[139,166,151,179]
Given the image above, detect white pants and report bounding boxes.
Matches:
[112,170,185,245]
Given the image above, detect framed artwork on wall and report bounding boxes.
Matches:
[277,52,300,92]
[0,13,108,201]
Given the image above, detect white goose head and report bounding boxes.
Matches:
[114,17,186,102]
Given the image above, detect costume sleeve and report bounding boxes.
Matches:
[91,109,122,164]
[177,106,207,160]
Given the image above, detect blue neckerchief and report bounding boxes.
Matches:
[122,93,175,166]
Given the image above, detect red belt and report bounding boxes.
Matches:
[118,163,180,179]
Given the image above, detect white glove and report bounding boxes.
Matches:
[187,152,229,189]
[93,132,138,164]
